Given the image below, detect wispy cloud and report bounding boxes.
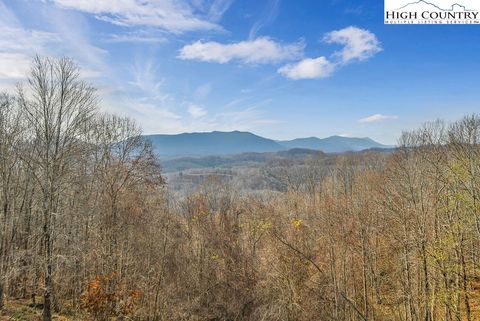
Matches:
[0,0,283,136]
[101,94,183,134]
[0,52,32,80]
[43,5,108,70]
[0,27,60,53]
[178,37,304,64]
[0,0,110,90]
[49,0,232,33]
[207,0,236,22]
[106,31,167,44]
[193,83,212,100]
[249,0,280,39]
[128,58,166,99]
[1,9,101,85]
[0,25,60,89]
[188,104,208,118]
[359,114,398,123]
[217,106,278,128]
[103,94,277,135]
[0,1,20,27]
[188,99,278,133]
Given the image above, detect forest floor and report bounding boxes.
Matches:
[2,291,480,321]
[0,299,78,321]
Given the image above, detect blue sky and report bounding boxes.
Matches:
[1,0,479,144]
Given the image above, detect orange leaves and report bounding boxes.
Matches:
[81,274,141,319]
[187,194,209,221]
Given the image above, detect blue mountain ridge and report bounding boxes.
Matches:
[144,131,393,157]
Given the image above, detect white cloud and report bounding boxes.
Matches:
[0,27,60,89]
[0,3,109,90]
[178,37,304,64]
[0,53,31,80]
[188,104,207,118]
[359,114,398,123]
[324,26,382,64]
[50,0,231,33]
[277,56,335,80]
[278,26,381,80]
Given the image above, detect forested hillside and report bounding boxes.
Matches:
[1,57,480,321]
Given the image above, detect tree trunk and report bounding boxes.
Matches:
[0,279,4,309]
[43,201,53,321]
[362,231,369,320]
[421,241,431,321]
[460,237,472,321]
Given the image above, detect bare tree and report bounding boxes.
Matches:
[17,56,97,321]
[0,92,23,309]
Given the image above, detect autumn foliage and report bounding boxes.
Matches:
[81,274,141,320]
[1,57,480,321]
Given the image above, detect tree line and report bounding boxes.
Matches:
[0,57,479,321]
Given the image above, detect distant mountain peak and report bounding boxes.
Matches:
[144,131,392,157]
[279,135,392,154]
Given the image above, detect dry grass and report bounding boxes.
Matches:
[0,299,80,321]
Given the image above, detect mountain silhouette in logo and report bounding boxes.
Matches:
[396,0,473,11]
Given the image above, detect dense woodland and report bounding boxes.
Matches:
[1,57,480,321]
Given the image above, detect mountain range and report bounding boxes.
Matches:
[144,131,393,157]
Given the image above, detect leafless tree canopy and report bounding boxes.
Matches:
[1,57,480,321]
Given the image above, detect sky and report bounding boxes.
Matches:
[1,0,480,144]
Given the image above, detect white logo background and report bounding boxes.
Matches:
[385,0,480,11]
[385,0,480,24]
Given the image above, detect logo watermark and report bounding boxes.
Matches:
[385,0,480,24]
